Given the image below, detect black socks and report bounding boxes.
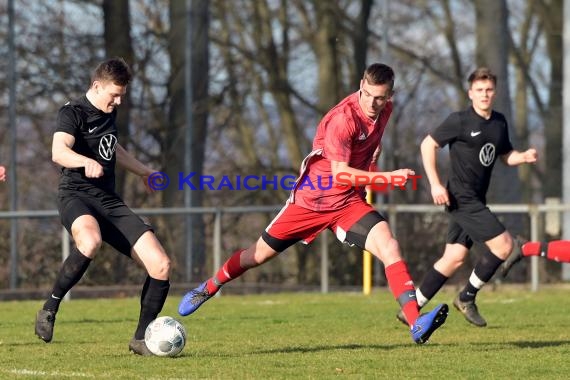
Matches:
[43,247,92,312]
[134,276,170,339]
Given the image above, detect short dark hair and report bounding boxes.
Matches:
[467,67,497,87]
[362,63,395,90]
[91,57,132,86]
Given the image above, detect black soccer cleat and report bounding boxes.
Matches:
[453,295,487,327]
[129,338,154,356]
[35,309,56,343]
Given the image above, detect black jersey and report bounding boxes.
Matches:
[430,107,513,207]
[55,95,118,194]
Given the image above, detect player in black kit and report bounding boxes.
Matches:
[396,67,537,327]
[35,58,171,356]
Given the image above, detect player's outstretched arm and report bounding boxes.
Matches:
[501,148,538,166]
[115,144,157,192]
[116,144,154,176]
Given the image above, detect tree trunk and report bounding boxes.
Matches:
[167,0,210,281]
[314,1,341,110]
[189,0,210,278]
[102,0,134,284]
[351,0,373,87]
[474,0,523,227]
[103,0,134,197]
[537,0,563,199]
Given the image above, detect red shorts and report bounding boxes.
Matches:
[265,200,378,247]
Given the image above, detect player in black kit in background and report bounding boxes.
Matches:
[35,58,171,356]
[396,67,537,327]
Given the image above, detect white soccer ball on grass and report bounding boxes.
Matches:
[144,316,187,357]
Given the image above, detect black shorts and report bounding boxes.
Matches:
[58,190,153,257]
[345,211,386,250]
[446,206,506,249]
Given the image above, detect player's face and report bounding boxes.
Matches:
[359,80,392,119]
[93,80,127,113]
[468,79,495,115]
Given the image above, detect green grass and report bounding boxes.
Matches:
[2,287,570,379]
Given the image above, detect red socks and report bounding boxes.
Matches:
[206,249,247,294]
[521,240,570,262]
[546,241,570,262]
[385,260,419,326]
[521,242,541,256]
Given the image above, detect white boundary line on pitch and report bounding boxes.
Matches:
[6,369,95,378]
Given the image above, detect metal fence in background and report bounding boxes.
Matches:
[1,202,568,295]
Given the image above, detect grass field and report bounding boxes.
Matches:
[1,287,570,379]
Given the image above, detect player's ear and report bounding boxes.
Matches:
[92,80,102,93]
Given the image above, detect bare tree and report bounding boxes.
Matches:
[0,0,564,291]
[166,0,210,280]
[474,0,524,215]
[535,0,563,200]
[508,1,540,202]
[102,0,134,283]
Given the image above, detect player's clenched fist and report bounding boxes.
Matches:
[83,159,104,178]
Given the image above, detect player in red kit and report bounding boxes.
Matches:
[179,63,448,344]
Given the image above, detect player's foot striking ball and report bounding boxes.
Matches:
[178,281,212,316]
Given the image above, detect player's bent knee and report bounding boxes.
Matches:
[248,248,275,267]
[158,257,171,276]
[496,246,512,260]
[493,239,513,260]
[441,253,466,269]
[446,258,464,271]
[370,238,402,264]
[76,237,102,257]
[385,238,401,256]
[148,258,171,279]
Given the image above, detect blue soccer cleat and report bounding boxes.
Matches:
[410,303,448,344]
[178,281,213,316]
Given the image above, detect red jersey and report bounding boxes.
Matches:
[289,91,393,211]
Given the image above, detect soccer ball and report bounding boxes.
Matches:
[144,316,187,357]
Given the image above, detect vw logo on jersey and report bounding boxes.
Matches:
[479,143,495,167]
[99,134,117,161]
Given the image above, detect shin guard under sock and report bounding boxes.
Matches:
[134,276,170,339]
[206,249,247,295]
[460,249,503,302]
[416,268,448,308]
[385,260,419,326]
[43,247,92,312]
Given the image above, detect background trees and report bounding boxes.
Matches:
[0,0,561,290]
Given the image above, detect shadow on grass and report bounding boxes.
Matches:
[251,338,570,356]
[252,342,441,355]
[508,340,570,349]
[442,340,570,350]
